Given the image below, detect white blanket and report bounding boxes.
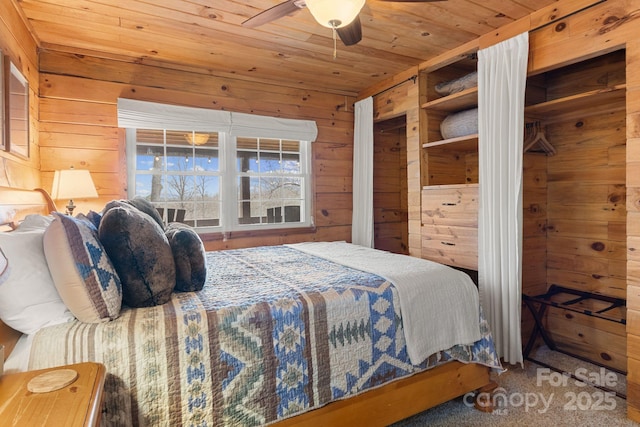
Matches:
[288,241,481,365]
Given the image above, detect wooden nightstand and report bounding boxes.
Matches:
[0,362,106,426]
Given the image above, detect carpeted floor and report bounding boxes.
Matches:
[392,346,639,426]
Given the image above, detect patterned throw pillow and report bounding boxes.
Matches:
[99,203,175,307]
[43,212,122,323]
[76,210,103,230]
[165,222,207,292]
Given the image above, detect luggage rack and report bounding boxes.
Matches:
[522,284,626,398]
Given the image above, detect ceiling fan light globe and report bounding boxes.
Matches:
[306,0,365,29]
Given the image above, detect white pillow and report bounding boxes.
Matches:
[0,230,74,334]
[0,247,8,285]
[13,214,54,232]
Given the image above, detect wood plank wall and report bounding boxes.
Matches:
[374,117,408,254]
[541,53,627,372]
[0,1,40,190]
[365,68,421,256]
[626,39,640,422]
[521,153,548,343]
[37,50,357,250]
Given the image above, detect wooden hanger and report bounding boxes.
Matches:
[524,121,555,155]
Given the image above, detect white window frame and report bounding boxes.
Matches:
[125,127,314,233]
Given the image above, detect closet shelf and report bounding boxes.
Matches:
[422,133,478,152]
[525,84,626,123]
[421,87,478,112]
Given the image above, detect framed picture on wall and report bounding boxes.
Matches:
[0,51,4,152]
[7,60,29,159]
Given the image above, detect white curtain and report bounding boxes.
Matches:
[478,32,529,365]
[351,97,374,247]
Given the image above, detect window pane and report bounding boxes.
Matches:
[261,177,283,199]
[282,140,300,152]
[137,145,164,171]
[137,129,164,145]
[166,147,193,172]
[193,201,220,227]
[282,153,300,174]
[246,177,262,200]
[237,200,261,224]
[282,177,302,198]
[259,138,281,151]
[260,152,281,173]
[237,137,257,150]
[166,131,191,147]
[195,149,219,172]
[193,175,219,200]
[283,204,301,223]
[165,175,194,201]
[135,174,153,199]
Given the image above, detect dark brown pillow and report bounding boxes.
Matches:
[165,222,207,292]
[98,203,175,307]
[103,198,165,230]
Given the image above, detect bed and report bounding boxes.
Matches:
[0,186,502,426]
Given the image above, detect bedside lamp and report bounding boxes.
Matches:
[51,168,99,216]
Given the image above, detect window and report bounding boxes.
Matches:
[120,99,317,233]
[234,136,307,226]
[129,129,222,228]
[126,128,313,232]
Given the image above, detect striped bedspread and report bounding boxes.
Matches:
[29,244,501,426]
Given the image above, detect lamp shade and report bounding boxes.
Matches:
[51,169,99,200]
[306,0,365,28]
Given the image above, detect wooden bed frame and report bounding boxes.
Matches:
[0,185,495,425]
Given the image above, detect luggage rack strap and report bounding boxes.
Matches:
[523,284,626,325]
[522,283,627,397]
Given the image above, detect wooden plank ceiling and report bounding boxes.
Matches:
[15,0,558,96]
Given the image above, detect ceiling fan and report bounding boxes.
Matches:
[242,0,446,46]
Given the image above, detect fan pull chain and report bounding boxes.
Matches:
[332,26,337,60]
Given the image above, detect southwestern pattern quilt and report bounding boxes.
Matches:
[29,245,501,426]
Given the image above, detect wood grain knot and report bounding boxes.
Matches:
[603,16,620,25]
[591,242,605,251]
[555,22,566,32]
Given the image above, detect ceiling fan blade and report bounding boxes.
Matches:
[336,16,363,46]
[242,1,304,28]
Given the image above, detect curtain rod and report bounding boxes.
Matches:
[371,74,418,99]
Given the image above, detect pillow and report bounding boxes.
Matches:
[165,223,207,292]
[440,108,478,140]
[43,213,122,323]
[13,214,54,232]
[0,247,9,286]
[76,210,103,230]
[434,71,478,96]
[0,230,74,334]
[99,204,175,307]
[127,197,165,230]
[104,198,164,230]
